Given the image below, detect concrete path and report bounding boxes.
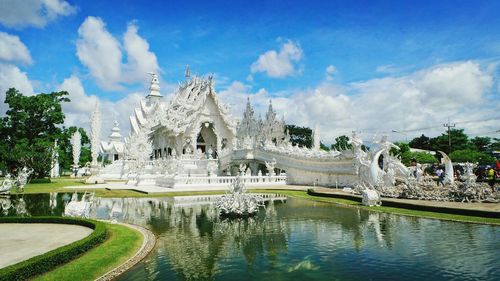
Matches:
[313,187,500,215]
[0,223,93,269]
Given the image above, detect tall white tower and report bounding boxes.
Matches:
[146,72,162,104]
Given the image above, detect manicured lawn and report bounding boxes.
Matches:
[34,223,143,281]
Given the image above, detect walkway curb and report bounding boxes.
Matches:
[95,223,156,281]
[307,189,500,219]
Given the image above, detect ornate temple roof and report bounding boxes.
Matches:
[156,75,237,135]
[100,121,125,154]
[128,73,237,140]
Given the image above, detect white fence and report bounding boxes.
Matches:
[156,175,286,188]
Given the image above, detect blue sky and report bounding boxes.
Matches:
[0,0,499,141]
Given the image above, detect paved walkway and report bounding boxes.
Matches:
[0,223,93,269]
[65,182,308,194]
[312,187,500,215]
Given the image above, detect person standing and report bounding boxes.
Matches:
[487,166,496,192]
[436,168,444,186]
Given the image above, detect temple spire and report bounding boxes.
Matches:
[146,72,162,100]
[185,65,191,79]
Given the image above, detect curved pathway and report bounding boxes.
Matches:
[0,223,93,269]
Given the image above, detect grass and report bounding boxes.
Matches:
[34,223,143,281]
[252,189,500,225]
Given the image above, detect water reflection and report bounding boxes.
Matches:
[0,193,498,281]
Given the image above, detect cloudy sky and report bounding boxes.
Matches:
[0,0,499,143]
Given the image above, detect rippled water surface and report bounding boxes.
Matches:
[1,193,499,281]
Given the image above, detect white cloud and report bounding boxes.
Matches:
[0,63,35,113]
[250,40,302,78]
[219,60,498,143]
[76,16,123,91]
[0,0,76,29]
[123,22,160,83]
[56,74,144,139]
[325,65,336,81]
[76,17,161,91]
[0,32,33,64]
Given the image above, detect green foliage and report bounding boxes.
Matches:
[0,88,70,178]
[428,129,471,153]
[331,135,352,151]
[391,142,436,165]
[319,142,330,151]
[409,134,431,150]
[449,149,496,165]
[0,217,106,281]
[470,136,491,152]
[285,125,312,148]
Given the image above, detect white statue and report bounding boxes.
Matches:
[362,189,381,207]
[16,167,33,192]
[64,192,94,218]
[265,158,277,176]
[90,104,101,168]
[0,174,13,194]
[312,124,320,150]
[375,135,399,171]
[50,139,60,178]
[71,130,82,170]
[438,151,455,185]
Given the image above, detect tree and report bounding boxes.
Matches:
[449,149,495,165]
[0,88,69,178]
[285,125,312,148]
[429,129,471,153]
[470,136,491,153]
[409,134,431,150]
[331,135,352,151]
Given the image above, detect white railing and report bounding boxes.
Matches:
[156,175,286,187]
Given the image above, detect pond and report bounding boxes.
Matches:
[1,193,499,281]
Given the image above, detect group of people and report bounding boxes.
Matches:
[432,164,497,192]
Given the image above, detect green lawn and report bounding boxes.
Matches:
[34,223,143,281]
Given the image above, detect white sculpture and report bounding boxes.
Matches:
[312,124,320,150]
[50,139,60,178]
[362,189,381,207]
[16,167,33,192]
[90,104,101,168]
[64,192,95,218]
[214,176,264,217]
[0,174,13,194]
[86,104,105,184]
[71,130,82,170]
[265,158,277,176]
[438,151,455,185]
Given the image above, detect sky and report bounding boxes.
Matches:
[0,0,499,143]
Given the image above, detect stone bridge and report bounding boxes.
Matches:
[219,148,358,187]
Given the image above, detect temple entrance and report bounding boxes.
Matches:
[196,123,217,158]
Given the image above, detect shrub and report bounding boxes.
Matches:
[0,217,107,281]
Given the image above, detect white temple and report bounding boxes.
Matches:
[100,121,125,163]
[96,71,357,188]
